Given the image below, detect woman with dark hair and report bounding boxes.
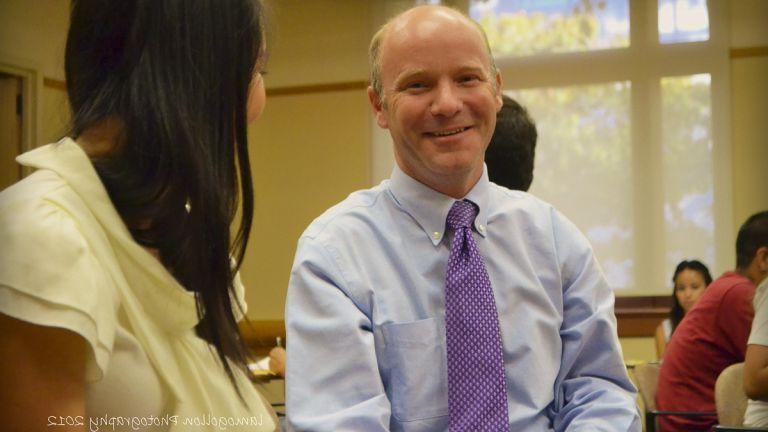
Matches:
[0,0,277,429]
[655,260,714,358]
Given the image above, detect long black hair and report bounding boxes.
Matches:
[65,0,263,392]
[669,260,713,332]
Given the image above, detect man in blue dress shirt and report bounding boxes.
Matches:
[285,5,640,431]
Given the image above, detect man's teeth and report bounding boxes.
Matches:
[432,127,466,137]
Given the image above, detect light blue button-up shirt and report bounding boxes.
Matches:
[285,166,640,431]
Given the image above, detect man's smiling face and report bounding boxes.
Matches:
[369,7,502,197]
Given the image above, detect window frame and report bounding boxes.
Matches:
[483,0,732,295]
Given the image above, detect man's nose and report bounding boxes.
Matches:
[430,81,462,117]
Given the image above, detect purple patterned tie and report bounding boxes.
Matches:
[445,200,509,431]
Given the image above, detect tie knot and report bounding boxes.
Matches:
[446,200,478,231]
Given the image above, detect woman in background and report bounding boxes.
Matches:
[0,0,277,430]
[655,260,714,358]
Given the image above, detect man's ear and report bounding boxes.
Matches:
[494,70,503,112]
[758,246,768,272]
[368,86,389,129]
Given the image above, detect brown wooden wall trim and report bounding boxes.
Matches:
[615,295,671,337]
[240,320,286,357]
[730,46,768,59]
[41,77,371,96]
[43,77,66,90]
[266,80,368,97]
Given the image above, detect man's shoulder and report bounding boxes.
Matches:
[301,182,389,241]
[706,272,755,301]
[486,183,581,238]
[487,183,555,215]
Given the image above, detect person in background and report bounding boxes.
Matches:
[269,346,287,378]
[656,210,768,431]
[284,5,639,431]
[0,0,278,430]
[655,260,713,358]
[744,252,768,427]
[485,94,537,191]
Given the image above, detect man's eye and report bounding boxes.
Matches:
[459,75,480,84]
[406,82,426,90]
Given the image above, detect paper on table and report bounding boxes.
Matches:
[248,356,271,373]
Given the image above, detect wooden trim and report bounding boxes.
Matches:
[266,80,368,97]
[43,77,66,90]
[615,296,671,337]
[730,46,768,59]
[240,320,285,357]
[40,77,370,96]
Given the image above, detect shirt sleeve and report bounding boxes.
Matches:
[0,196,118,382]
[232,269,248,322]
[285,236,391,432]
[717,281,756,358]
[547,209,641,431]
[749,280,768,346]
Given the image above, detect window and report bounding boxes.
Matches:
[659,0,709,43]
[471,0,629,56]
[472,0,730,295]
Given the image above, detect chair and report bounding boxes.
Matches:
[711,362,768,431]
[715,363,748,427]
[633,361,717,432]
[634,362,661,430]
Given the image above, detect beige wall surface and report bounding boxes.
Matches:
[730,0,768,47]
[262,0,373,88]
[619,337,657,363]
[0,0,69,81]
[731,56,768,229]
[242,90,371,319]
[729,0,768,233]
[40,86,69,144]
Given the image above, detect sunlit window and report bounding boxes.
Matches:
[659,0,709,44]
[469,0,629,57]
[662,74,713,285]
[512,82,634,289]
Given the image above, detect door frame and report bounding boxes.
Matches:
[0,54,43,177]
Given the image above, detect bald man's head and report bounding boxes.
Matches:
[368,5,497,106]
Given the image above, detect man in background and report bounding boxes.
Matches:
[485,94,537,191]
[656,210,768,431]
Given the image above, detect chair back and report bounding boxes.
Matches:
[634,362,661,411]
[715,362,748,427]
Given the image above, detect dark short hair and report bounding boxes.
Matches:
[668,259,713,332]
[66,0,265,393]
[736,210,768,269]
[485,94,537,191]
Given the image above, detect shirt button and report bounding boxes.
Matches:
[432,231,440,240]
[478,224,485,232]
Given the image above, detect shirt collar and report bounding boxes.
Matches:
[387,164,490,246]
[16,138,199,332]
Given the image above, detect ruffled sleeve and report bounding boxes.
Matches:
[0,172,119,382]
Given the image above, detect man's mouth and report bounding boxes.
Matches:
[428,127,469,137]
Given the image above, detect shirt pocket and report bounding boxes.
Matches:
[381,316,449,422]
